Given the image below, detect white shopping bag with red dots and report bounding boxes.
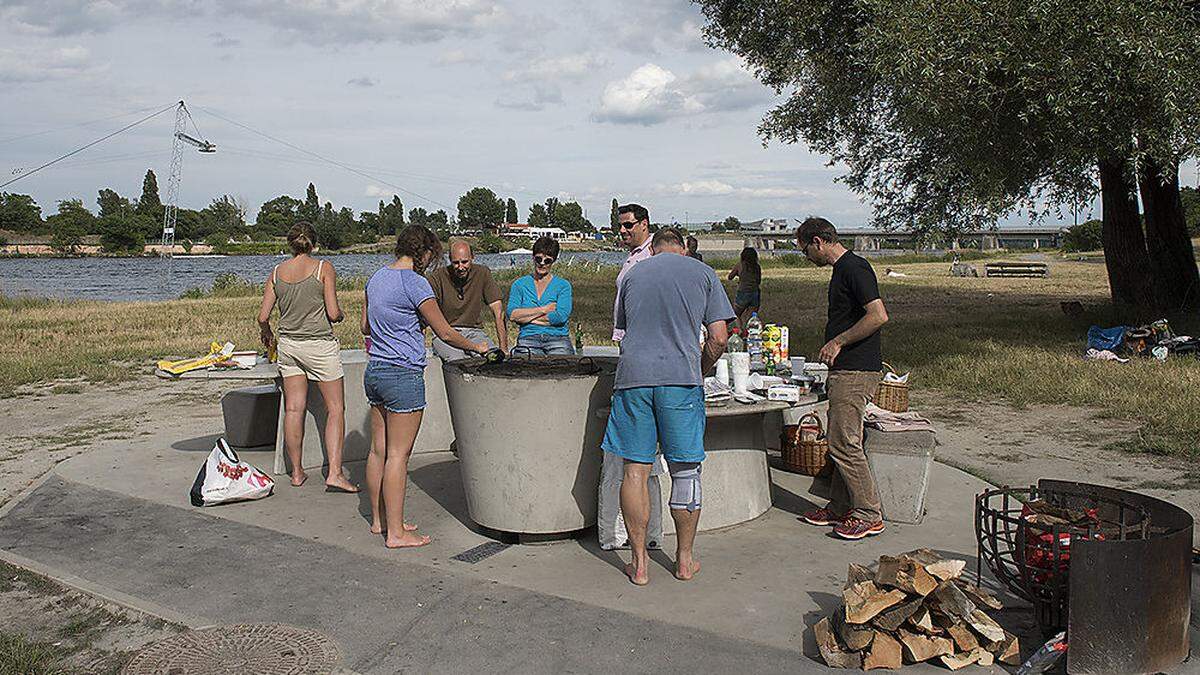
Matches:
[189,438,274,506]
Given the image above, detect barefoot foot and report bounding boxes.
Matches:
[624,562,649,586]
[385,532,431,549]
[675,559,701,581]
[324,476,359,493]
[370,522,419,535]
[290,472,308,487]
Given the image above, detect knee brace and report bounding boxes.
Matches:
[667,461,702,512]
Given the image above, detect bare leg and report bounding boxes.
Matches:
[619,461,652,585]
[366,405,387,533]
[315,378,355,492]
[382,409,430,548]
[280,375,309,486]
[670,508,702,580]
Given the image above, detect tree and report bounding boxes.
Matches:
[96,188,131,220]
[505,198,519,224]
[299,183,320,223]
[200,195,246,242]
[98,214,146,252]
[409,207,431,227]
[551,200,593,232]
[256,196,301,237]
[1181,186,1200,236]
[0,193,44,233]
[47,199,93,254]
[378,196,405,235]
[457,187,505,228]
[135,169,163,221]
[610,198,619,232]
[698,0,1200,312]
[429,209,449,227]
[528,203,549,227]
[1062,219,1104,253]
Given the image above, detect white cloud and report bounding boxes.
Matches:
[435,49,482,66]
[347,77,378,88]
[0,45,102,83]
[209,32,241,48]
[503,53,608,83]
[592,58,768,126]
[495,84,564,112]
[658,181,808,200]
[365,185,389,197]
[0,0,505,45]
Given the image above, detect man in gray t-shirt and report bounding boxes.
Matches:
[602,228,734,586]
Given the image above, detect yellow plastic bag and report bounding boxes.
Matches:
[158,341,235,375]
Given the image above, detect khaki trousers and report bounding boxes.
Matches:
[824,370,883,522]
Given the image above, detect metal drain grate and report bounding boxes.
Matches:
[122,623,341,675]
[451,541,511,563]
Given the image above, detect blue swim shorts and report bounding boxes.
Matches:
[363,361,426,414]
[601,385,706,464]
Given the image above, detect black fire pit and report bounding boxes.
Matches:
[976,479,1193,674]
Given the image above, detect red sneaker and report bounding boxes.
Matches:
[802,507,848,526]
[834,518,885,540]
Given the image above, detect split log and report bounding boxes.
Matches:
[966,608,1007,643]
[814,616,863,669]
[925,559,966,582]
[898,548,942,565]
[871,598,922,632]
[938,618,981,653]
[863,630,903,670]
[939,648,992,670]
[897,629,954,663]
[832,608,875,652]
[844,581,906,624]
[875,555,938,596]
[992,633,1021,665]
[905,605,937,635]
[954,580,1004,610]
[930,580,976,622]
[846,562,874,587]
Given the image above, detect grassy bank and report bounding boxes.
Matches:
[3,259,1198,458]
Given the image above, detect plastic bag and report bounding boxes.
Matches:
[1086,325,1128,352]
[190,438,274,506]
[598,451,663,550]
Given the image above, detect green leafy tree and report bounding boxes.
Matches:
[723,216,741,231]
[256,196,301,237]
[47,199,93,254]
[551,200,593,231]
[299,183,320,223]
[174,208,206,242]
[201,196,246,241]
[457,187,505,228]
[698,0,1200,311]
[98,214,147,252]
[313,201,347,249]
[528,203,549,227]
[96,188,132,220]
[378,196,405,235]
[135,169,163,221]
[1062,219,1104,252]
[409,207,430,227]
[610,198,619,232]
[505,198,519,224]
[429,209,449,227]
[0,193,44,233]
[1181,186,1200,236]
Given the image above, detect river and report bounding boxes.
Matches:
[0,252,632,302]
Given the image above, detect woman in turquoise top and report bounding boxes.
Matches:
[507,237,574,355]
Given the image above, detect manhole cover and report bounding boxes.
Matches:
[122,624,341,675]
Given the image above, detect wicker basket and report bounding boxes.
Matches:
[875,361,909,413]
[780,413,829,475]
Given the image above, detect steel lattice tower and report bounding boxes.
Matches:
[160,101,187,258]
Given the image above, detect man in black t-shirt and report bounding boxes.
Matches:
[796,217,890,540]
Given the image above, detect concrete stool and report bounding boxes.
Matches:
[221,384,280,449]
[863,427,935,525]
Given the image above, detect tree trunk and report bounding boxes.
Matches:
[1138,155,1200,312]
[1098,157,1157,311]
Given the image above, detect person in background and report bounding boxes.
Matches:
[686,235,704,262]
[603,227,734,585]
[507,236,574,355]
[612,203,654,342]
[427,240,507,361]
[727,246,762,327]
[362,225,489,548]
[257,222,356,493]
[796,217,889,541]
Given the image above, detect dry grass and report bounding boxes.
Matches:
[3,258,1198,457]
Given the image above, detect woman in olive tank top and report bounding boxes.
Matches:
[257,222,357,493]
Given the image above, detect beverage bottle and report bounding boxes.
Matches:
[727,327,745,353]
[746,313,764,371]
[574,322,584,351]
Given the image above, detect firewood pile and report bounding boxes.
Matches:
[814,549,1021,670]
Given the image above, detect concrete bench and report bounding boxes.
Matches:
[221,384,280,449]
[863,427,935,525]
[984,261,1049,278]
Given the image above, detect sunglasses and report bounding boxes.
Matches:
[618,220,642,230]
[534,255,556,265]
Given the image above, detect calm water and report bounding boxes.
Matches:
[0,252,630,302]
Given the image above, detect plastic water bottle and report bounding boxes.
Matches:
[727,327,745,353]
[746,313,764,371]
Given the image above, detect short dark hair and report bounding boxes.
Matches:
[652,227,685,250]
[796,217,838,246]
[394,224,443,274]
[686,235,698,251]
[532,236,559,258]
[287,222,316,255]
[617,203,649,223]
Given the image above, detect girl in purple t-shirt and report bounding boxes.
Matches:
[361,225,488,548]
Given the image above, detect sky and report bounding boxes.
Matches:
[0,0,1122,229]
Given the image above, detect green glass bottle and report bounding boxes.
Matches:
[574,322,584,351]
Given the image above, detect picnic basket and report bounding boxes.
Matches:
[875,362,909,413]
[780,412,828,475]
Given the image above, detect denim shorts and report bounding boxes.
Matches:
[735,289,761,309]
[363,361,426,413]
[516,333,576,356]
[601,385,706,464]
